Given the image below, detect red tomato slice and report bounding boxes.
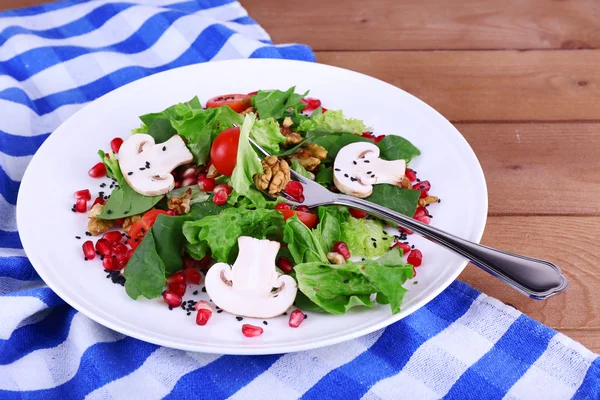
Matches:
[206,94,251,113]
[278,209,318,229]
[127,209,169,250]
[210,127,240,176]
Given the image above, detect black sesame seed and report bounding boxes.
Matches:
[373,242,377,248]
[236,316,243,321]
[411,245,415,249]
[364,160,370,163]
[352,161,357,165]
[416,178,421,182]
[217,309,223,313]
[201,287,207,293]
[438,199,441,203]
[84,257,89,261]
[95,250,100,255]
[419,185,425,189]
[139,167,145,171]
[263,321,268,325]
[128,172,133,176]
[162,146,166,151]
[366,171,372,174]
[141,227,146,234]
[350,177,357,182]
[371,174,376,178]
[283,312,287,316]
[371,237,376,241]
[75,236,81,239]
[124,211,129,215]
[274,294,279,298]
[304,314,308,319]
[186,312,191,316]
[343,279,349,284]
[71,208,76,213]
[168,306,173,310]
[134,238,139,242]
[382,237,389,240]
[344,174,349,178]
[193,290,198,295]
[334,168,341,172]
[107,210,112,214]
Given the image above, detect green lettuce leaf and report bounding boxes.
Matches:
[341,217,392,258]
[283,215,328,264]
[250,117,286,154]
[291,160,314,180]
[298,109,366,135]
[295,248,413,314]
[251,87,308,120]
[229,113,264,206]
[376,135,421,163]
[315,207,349,252]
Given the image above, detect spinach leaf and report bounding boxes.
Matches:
[139,96,202,126]
[151,214,189,275]
[97,150,163,219]
[283,215,328,264]
[295,248,413,314]
[274,141,306,157]
[366,185,421,217]
[146,118,177,144]
[315,165,333,187]
[252,87,308,119]
[310,133,371,162]
[376,135,421,163]
[315,207,348,252]
[123,230,166,300]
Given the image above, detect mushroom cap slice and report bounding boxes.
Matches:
[333,142,406,198]
[119,134,193,196]
[204,237,297,319]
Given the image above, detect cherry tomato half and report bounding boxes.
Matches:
[210,127,240,176]
[127,209,169,250]
[278,209,318,229]
[206,94,251,113]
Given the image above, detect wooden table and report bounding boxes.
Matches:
[3,0,599,352]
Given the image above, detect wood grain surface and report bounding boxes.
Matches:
[3,0,600,351]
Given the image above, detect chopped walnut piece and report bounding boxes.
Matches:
[400,176,413,189]
[88,217,113,236]
[253,156,291,195]
[280,125,303,145]
[87,203,104,218]
[289,149,321,172]
[304,142,327,161]
[122,215,142,234]
[206,163,221,179]
[327,252,345,265]
[282,116,293,128]
[418,195,440,207]
[240,106,256,116]
[168,188,192,215]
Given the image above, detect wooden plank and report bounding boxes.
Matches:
[244,0,600,51]
[0,0,52,11]
[316,50,600,121]
[459,216,600,331]
[560,330,600,354]
[456,122,600,216]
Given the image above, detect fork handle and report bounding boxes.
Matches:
[334,195,568,300]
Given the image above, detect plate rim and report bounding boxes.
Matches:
[16,58,488,355]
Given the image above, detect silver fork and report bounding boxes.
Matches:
[250,137,568,300]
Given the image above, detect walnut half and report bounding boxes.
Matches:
[253,156,291,195]
[86,204,114,235]
[289,143,327,172]
[168,188,191,215]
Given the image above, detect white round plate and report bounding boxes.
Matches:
[17,59,487,355]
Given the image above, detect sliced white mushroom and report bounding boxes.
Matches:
[205,236,297,319]
[118,134,193,196]
[333,142,406,198]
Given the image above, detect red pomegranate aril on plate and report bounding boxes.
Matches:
[163,291,182,308]
[95,238,112,257]
[183,267,202,284]
[414,214,431,225]
[332,241,351,259]
[374,135,386,144]
[405,168,417,182]
[300,97,321,111]
[102,231,123,244]
[413,207,428,219]
[82,241,95,260]
[274,202,292,211]
[295,205,311,213]
[75,198,87,213]
[413,180,431,198]
[114,251,130,269]
[242,324,263,337]
[288,310,305,328]
[407,249,423,267]
[197,174,216,192]
[167,271,185,285]
[214,184,232,195]
[212,190,228,205]
[112,243,128,255]
[194,300,212,311]
[276,257,294,274]
[393,242,411,255]
[92,197,105,207]
[74,189,91,201]
[285,181,303,200]
[169,282,186,297]
[110,137,124,153]
[349,208,367,219]
[196,308,212,326]
[88,162,106,178]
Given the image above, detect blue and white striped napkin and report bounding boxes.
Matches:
[1,1,598,398]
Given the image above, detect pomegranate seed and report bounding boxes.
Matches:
[112,243,128,255]
[361,132,375,141]
[412,265,417,278]
[92,197,105,207]
[114,252,130,269]
[405,168,417,182]
[197,174,216,192]
[163,291,182,308]
[183,268,202,284]
[88,162,106,178]
[393,242,412,255]
[173,181,182,189]
[102,231,123,244]
[214,184,232,195]
[295,205,311,213]
[167,272,185,285]
[414,214,431,225]
[349,208,367,218]
[407,249,423,267]
[103,256,121,271]
[300,97,321,111]
[413,207,428,219]
[82,240,95,260]
[241,324,263,337]
[95,238,112,257]
[182,176,196,187]
[115,218,125,226]
[105,153,110,159]
[166,210,176,216]
[181,166,198,179]
[75,198,87,213]
[413,180,431,198]
[74,189,91,201]
[275,202,292,211]
[398,226,414,235]
[196,255,213,271]
[276,257,294,274]
[332,242,351,259]
[196,308,212,326]
[194,300,212,311]
[374,135,386,144]
[169,282,186,296]
[285,181,304,201]
[110,137,124,153]
[212,190,228,205]
[289,310,305,328]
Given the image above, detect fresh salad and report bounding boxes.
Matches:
[73,88,439,337]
